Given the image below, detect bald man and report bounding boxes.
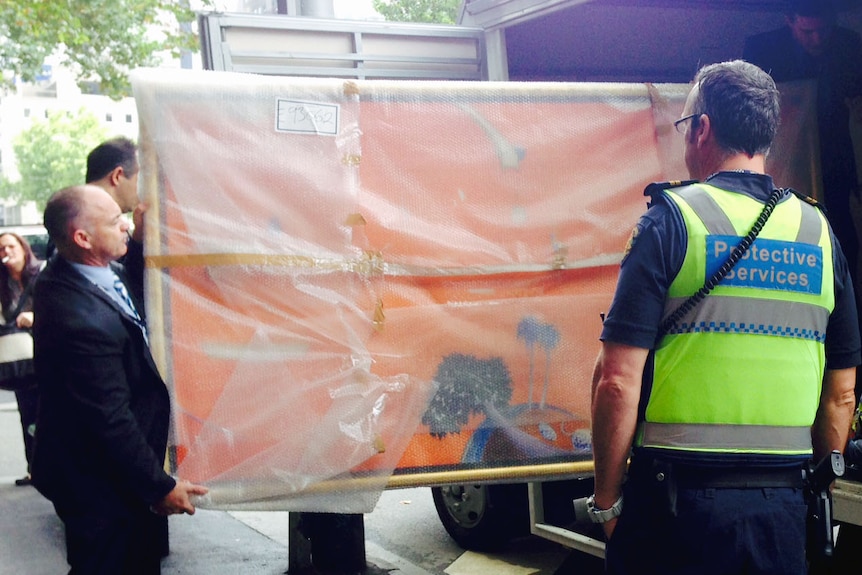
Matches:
[31,185,207,575]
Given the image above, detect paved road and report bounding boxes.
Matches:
[0,392,602,574]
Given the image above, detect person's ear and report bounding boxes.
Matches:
[693,114,711,148]
[110,166,124,186]
[71,228,91,250]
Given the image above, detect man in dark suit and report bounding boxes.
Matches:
[743,0,862,299]
[31,185,208,574]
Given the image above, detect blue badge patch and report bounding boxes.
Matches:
[706,235,822,294]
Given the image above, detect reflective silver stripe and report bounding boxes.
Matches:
[662,296,830,341]
[674,186,735,235]
[795,203,823,245]
[641,422,812,453]
[677,186,823,246]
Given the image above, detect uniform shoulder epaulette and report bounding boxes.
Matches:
[643,179,699,198]
[786,187,822,209]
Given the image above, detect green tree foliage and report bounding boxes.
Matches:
[0,0,201,99]
[372,0,460,24]
[1,109,109,210]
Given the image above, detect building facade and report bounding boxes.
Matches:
[0,63,138,226]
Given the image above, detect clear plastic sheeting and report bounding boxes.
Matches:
[130,69,816,511]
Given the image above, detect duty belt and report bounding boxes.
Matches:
[671,463,804,489]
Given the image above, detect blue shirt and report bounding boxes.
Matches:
[70,261,139,320]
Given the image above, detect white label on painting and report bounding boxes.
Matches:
[276,99,339,136]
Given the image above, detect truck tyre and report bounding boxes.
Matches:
[431,483,529,551]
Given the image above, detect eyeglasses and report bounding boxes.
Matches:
[673,113,700,134]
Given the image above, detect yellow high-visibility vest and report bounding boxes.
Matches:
[637,184,834,456]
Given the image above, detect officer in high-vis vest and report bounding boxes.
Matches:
[591,60,861,575]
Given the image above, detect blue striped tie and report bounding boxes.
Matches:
[112,275,148,345]
[112,275,141,322]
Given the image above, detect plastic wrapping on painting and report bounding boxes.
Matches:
[130,69,817,511]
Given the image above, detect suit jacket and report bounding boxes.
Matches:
[743,25,862,182]
[31,252,176,517]
[744,25,862,263]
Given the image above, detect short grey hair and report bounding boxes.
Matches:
[692,60,780,157]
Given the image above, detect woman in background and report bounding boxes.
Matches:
[0,232,42,486]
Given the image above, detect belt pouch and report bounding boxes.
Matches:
[650,460,678,517]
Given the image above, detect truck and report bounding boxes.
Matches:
[132,0,862,565]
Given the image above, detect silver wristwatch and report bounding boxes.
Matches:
[585,494,623,523]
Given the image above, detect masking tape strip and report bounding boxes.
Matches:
[145,252,624,275]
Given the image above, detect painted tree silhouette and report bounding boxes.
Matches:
[517,317,560,408]
[423,353,513,438]
[538,323,560,408]
[517,317,542,406]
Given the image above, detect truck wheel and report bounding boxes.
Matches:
[431,483,529,551]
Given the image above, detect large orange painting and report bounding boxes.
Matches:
[131,70,815,511]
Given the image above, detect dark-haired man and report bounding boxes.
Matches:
[744,0,862,347]
[86,136,140,215]
[591,60,860,574]
[82,136,146,299]
[32,185,208,574]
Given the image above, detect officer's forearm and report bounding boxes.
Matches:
[812,367,857,461]
[591,343,647,508]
